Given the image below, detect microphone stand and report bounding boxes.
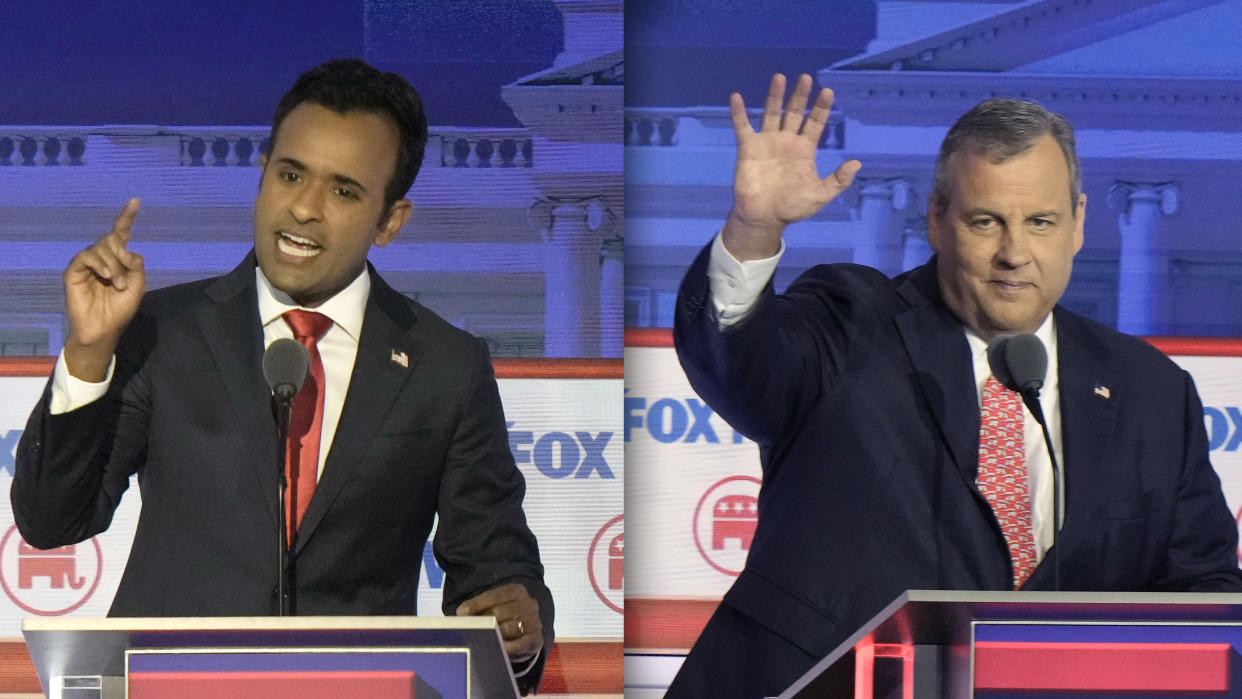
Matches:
[273,388,295,616]
[1019,389,1062,592]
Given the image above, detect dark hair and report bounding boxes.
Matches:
[931,98,1080,217]
[269,58,429,215]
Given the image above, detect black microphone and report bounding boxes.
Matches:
[986,332,1062,591]
[263,338,310,400]
[987,333,1047,401]
[261,337,309,616]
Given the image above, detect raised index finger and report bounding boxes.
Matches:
[111,198,141,242]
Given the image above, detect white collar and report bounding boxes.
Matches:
[255,264,370,342]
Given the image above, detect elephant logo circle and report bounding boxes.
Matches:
[0,525,103,616]
[693,476,761,576]
[587,514,624,614]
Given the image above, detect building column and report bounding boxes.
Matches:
[530,197,609,357]
[901,216,933,272]
[599,233,623,358]
[1109,181,1179,335]
[851,177,911,276]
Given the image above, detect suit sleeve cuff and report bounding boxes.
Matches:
[50,349,114,415]
[708,230,784,328]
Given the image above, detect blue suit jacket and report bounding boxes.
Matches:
[13,254,554,692]
[669,245,1242,697]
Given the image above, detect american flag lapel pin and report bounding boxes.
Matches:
[1093,384,1111,399]
[391,349,409,368]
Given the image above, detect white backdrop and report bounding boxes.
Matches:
[625,338,1242,602]
[0,366,622,638]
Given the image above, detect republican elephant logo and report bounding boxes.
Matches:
[17,542,86,590]
[1,526,102,616]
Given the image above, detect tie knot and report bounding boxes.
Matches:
[984,374,1019,400]
[983,375,1024,422]
[283,310,333,344]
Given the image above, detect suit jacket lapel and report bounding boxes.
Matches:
[198,254,279,526]
[1024,308,1119,589]
[293,267,422,554]
[1050,307,1119,545]
[893,262,980,489]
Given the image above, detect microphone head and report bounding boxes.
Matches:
[987,332,1047,395]
[262,338,310,399]
[985,334,1016,390]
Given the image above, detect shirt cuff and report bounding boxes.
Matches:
[511,646,541,678]
[708,231,784,328]
[50,350,115,415]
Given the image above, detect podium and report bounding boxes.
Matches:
[781,590,1242,698]
[21,616,520,699]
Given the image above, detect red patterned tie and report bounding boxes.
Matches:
[282,310,334,547]
[977,374,1038,588]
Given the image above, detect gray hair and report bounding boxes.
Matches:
[930,98,1081,216]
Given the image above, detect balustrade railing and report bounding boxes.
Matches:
[0,130,90,166]
[436,128,534,168]
[624,107,845,149]
[0,126,538,169]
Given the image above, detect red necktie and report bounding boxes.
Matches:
[282,310,334,547]
[977,375,1038,589]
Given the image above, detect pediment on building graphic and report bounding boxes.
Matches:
[823,0,1242,131]
[503,49,623,143]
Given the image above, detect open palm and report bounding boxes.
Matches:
[725,74,861,260]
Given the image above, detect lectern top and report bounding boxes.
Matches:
[21,615,517,699]
[22,615,497,633]
[780,590,1242,698]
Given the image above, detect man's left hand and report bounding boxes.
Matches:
[456,583,543,662]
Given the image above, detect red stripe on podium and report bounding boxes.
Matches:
[974,641,1233,692]
[0,639,621,695]
[1146,337,1242,356]
[624,328,674,348]
[540,640,623,693]
[0,357,54,376]
[0,641,39,693]
[129,670,425,699]
[492,357,623,378]
[624,598,720,652]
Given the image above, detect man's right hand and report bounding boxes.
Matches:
[722,73,862,261]
[63,198,146,382]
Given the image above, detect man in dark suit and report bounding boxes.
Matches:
[12,59,553,693]
[670,73,1242,697]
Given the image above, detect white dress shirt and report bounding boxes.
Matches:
[707,232,1065,563]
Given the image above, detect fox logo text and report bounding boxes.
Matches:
[0,430,21,476]
[421,541,445,590]
[507,423,615,479]
[1205,407,1242,451]
[625,394,747,444]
